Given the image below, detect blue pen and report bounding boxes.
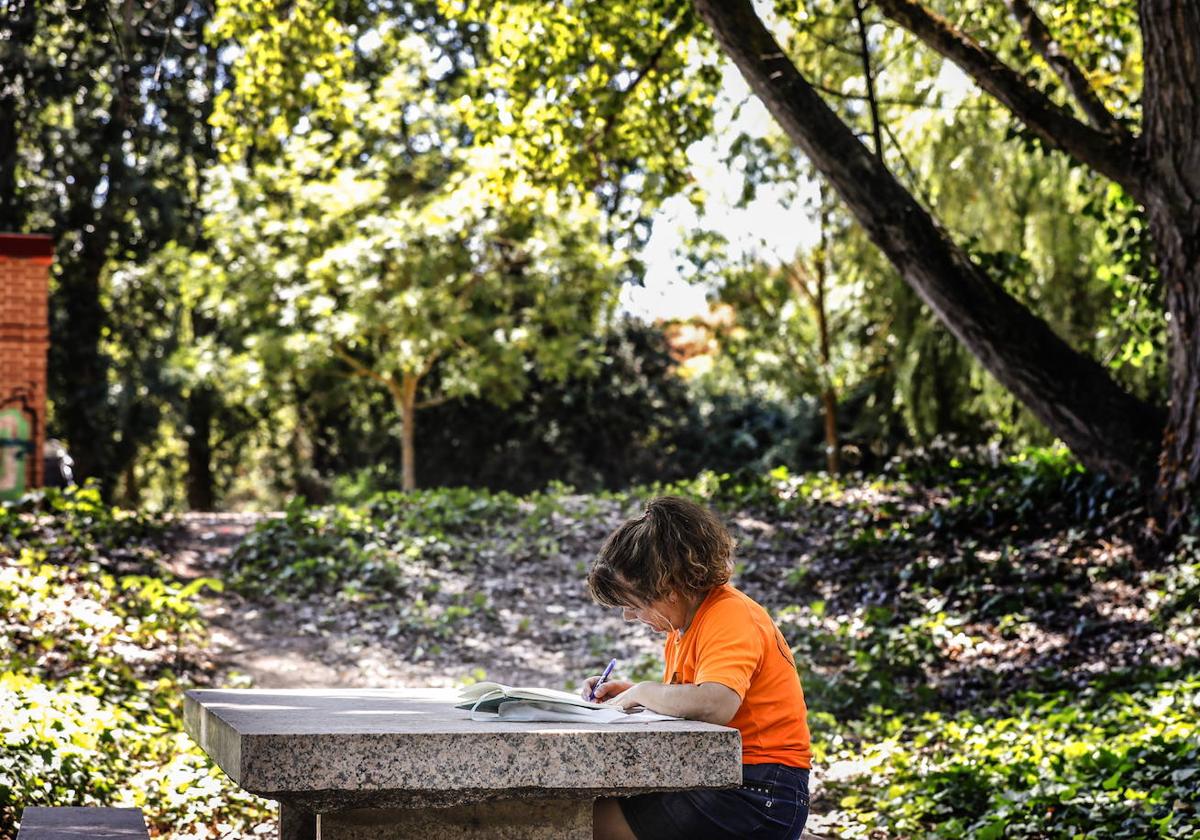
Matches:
[589,658,618,702]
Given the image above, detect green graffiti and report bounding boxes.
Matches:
[0,408,32,500]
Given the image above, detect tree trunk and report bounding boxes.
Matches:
[821,389,840,474]
[49,28,137,496]
[398,374,419,492]
[119,459,140,509]
[1141,0,1200,533]
[53,240,115,493]
[693,0,1163,485]
[186,386,216,511]
[0,1,35,227]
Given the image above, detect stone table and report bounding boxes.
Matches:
[184,688,742,839]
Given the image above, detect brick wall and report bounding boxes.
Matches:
[0,233,53,494]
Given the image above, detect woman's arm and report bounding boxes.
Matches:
[604,681,741,725]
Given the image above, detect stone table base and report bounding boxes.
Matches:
[278,804,315,840]
[306,798,590,840]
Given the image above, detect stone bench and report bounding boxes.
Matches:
[185,687,743,839]
[16,807,148,839]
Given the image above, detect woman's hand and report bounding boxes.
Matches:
[581,675,633,702]
[602,682,654,712]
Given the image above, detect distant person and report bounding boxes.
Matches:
[42,438,75,488]
[583,496,811,840]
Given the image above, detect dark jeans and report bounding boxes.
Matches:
[619,763,810,839]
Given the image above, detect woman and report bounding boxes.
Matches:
[583,495,811,840]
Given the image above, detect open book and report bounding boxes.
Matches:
[456,681,680,724]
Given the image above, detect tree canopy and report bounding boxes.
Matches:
[5,0,1195,533]
[447,0,1195,532]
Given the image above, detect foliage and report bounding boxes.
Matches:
[12,0,1173,511]
[278,320,863,499]
[5,469,1196,840]
[457,0,1182,506]
[704,0,1159,450]
[229,485,567,599]
[446,0,722,231]
[628,441,1131,530]
[412,320,706,492]
[815,673,1199,839]
[0,487,269,839]
[195,5,627,491]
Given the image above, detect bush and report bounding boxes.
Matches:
[816,673,1200,839]
[229,487,568,599]
[0,487,269,839]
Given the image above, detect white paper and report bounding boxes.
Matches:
[488,700,681,724]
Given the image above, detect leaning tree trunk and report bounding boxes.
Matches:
[1142,0,1200,534]
[693,0,1163,486]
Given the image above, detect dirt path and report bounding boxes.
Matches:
[165,511,667,689]
[168,513,456,688]
[167,513,322,687]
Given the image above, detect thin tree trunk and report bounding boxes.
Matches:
[398,374,419,492]
[1141,0,1200,533]
[821,390,840,474]
[693,0,1163,484]
[120,459,140,509]
[815,194,839,474]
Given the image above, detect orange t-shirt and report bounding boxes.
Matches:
[663,584,811,768]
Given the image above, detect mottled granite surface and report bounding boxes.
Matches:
[184,688,741,809]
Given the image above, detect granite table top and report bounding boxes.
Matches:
[184,688,743,811]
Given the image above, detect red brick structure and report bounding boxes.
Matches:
[0,233,53,496]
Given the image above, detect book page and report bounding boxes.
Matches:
[456,681,607,710]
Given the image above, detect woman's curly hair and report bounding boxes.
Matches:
[588,496,735,607]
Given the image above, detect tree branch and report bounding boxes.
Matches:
[332,344,395,391]
[852,0,885,160]
[781,260,819,308]
[880,118,936,208]
[870,0,1143,199]
[580,8,686,151]
[414,393,450,411]
[692,0,1163,482]
[809,79,1002,111]
[583,5,693,182]
[1003,0,1125,136]
[796,27,875,60]
[418,351,440,381]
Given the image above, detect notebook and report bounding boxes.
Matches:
[456,681,680,724]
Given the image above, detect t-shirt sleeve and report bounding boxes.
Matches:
[693,598,763,700]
